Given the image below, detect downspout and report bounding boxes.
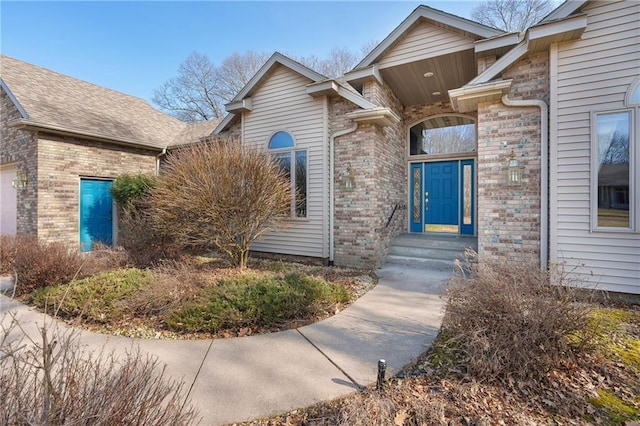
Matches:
[329,124,358,266]
[501,95,548,269]
[156,148,167,176]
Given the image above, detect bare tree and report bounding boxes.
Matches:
[471,0,556,32]
[152,51,268,122]
[214,51,270,103]
[147,140,291,269]
[153,43,376,122]
[297,47,359,78]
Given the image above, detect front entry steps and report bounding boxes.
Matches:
[385,233,478,271]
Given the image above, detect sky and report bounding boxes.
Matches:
[1,1,484,104]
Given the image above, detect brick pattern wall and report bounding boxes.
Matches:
[331,80,405,268]
[1,88,38,234]
[366,81,406,261]
[404,101,464,128]
[36,135,157,245]
[476,52,548,262]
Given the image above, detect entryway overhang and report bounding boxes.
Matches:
[344,5,504,108]
[371,50,479,107]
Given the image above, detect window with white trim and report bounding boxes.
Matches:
[591,78,639,231]
[269,131,307,218]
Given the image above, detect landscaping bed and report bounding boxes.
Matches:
[23,256,376,340]
[241,303,639,425]
[234,254,640,425]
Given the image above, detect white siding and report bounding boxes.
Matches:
[242,65,328,258]
[550,0,640,294]
[379,20,474,69]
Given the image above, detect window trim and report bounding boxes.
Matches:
[267,131,308,220]
[625,76,640,107]
[590,108,636,233]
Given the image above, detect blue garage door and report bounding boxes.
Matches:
[80,179,113,251]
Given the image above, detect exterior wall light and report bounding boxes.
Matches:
[503,151,524,186]
[11,171,28,189]
[343,163,355,190]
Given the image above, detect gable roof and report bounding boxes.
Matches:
[0,55,186,150]
[355,5,504,70]
[230,52,326,102]
[214,52,328,135]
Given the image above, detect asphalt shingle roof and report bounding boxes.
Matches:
[0,55,186,149]
[170,119,222,147]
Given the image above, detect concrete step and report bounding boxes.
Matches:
[388,245,464,260]
[392,234,477,252]
[385,234,475,272]
[384,255,458,271]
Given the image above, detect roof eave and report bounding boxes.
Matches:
[212,113,237,135]
[0,78,29,119]
[448,79,513,113]
[475,32,522,56]
[540,0,588,23]
[9,118,165,152]
[469,13,587,86]
[343,65,384,86]
[306,80,378,110]
[345,107,401,127]
[225,98,253,113]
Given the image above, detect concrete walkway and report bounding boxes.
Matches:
[0,264,450,425]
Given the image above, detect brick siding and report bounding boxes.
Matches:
[331,80,405,268]
[1,88,38,234]
[36,135,157,245]
[476,52,548,262]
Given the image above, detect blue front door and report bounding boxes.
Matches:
[410,160,475,235]
[80,179,113,251]
[425,161,458,232]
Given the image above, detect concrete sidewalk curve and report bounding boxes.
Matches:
[0,264,450,425]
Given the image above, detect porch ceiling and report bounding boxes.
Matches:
[380,50,476,107]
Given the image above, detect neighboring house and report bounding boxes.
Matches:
[1,0,638,295]
[0,55,187,250]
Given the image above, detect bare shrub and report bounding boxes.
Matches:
[118,204,182,268]
[1,235,84,295]
[81,242,130,275]
[0,235,18,275]
[443,250,594,384]
[0,235,129,296]
[0,316,199,425]
[148,140,291,269]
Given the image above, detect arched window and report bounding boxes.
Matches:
[268,131,295,149]
[409,115,476,156]
[625,76,640,107]
[268,131,307,218]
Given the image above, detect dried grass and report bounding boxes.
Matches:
[123,261,210,317]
